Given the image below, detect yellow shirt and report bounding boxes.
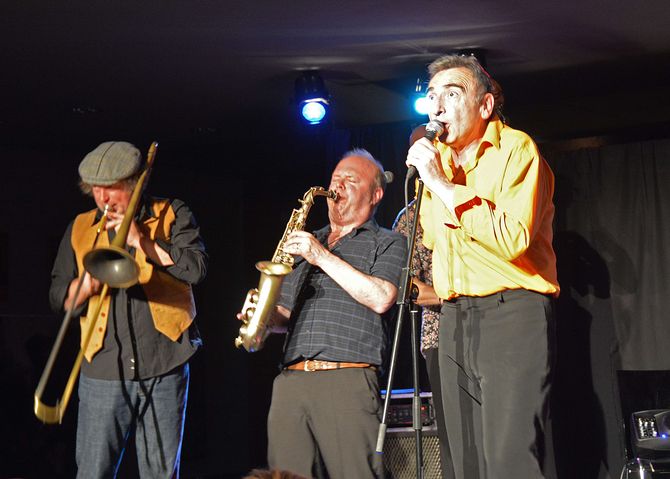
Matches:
[420,119,560,300]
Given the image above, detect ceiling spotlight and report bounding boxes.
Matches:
[412,78,429,116]
[295,71,330,125]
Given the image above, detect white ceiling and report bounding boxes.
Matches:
[2,1,670,141]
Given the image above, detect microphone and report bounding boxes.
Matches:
[383,170,394,185]
[407,120,445,179]
[424,120,445,141]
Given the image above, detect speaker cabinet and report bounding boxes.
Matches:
[383,427,442,479]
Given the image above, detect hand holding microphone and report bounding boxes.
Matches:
[406,120,444,180]
[406,120,456,211]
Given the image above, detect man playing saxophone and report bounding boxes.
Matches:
[255,149,406,478]
[49,141,208,478]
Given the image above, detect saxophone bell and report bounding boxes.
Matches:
[235,261,292,351]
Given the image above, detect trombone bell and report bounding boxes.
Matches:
[83,245,140,289]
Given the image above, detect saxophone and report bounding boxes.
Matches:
[235,186,338,352]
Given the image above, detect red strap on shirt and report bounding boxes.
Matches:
[455,196,483,221]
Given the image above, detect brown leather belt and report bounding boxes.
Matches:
[286,360,376,372]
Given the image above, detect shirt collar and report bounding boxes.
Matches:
[439,118,504,174]
[316,217,380,242]
[480,117,503,151]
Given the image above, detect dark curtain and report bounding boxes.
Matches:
[548,138,670,477]
[549,139,670,371]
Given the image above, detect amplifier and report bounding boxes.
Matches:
[631,410,670,460]
[381,389,436,428]
[384,427,442,478]
[381,390,442,478]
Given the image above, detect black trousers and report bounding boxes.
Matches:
[438,289,555,479]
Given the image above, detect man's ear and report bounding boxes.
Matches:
[372,186,384,206]
[480,92,495,120]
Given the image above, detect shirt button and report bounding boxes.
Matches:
[130,358,135,363]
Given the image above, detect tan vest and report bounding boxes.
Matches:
[71,199,196,361]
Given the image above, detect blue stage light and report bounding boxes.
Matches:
[295,71,330,125]
[413,95,429,115]
[300,98,328,124]
[412,77,429,116]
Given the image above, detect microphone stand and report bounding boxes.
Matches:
[376,178,426,479]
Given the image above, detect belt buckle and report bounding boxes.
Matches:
[304,360,317,372]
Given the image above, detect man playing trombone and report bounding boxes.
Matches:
[49,141,208,478]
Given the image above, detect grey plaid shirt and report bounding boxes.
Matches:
[278,218,407,366]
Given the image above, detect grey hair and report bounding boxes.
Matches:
[341,148,387,191]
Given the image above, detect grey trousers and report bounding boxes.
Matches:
[267,367,384,479]
[438,289,555,479]
[425,347,456,479]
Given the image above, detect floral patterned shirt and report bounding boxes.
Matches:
[393,200,440,353]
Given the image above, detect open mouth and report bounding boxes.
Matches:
[439,125,449,141]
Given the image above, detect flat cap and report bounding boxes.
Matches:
[78,141,141,186]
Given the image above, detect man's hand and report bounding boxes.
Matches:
[413,279,441,306]
[105,210,174,266]
[236,304,290,334]
[406,138,447,190]
[64,273,102,311]
[282,231,328,266]
[105,210,144,250]
[406,138,455,212]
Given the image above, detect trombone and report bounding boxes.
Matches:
[34,142,157,424]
